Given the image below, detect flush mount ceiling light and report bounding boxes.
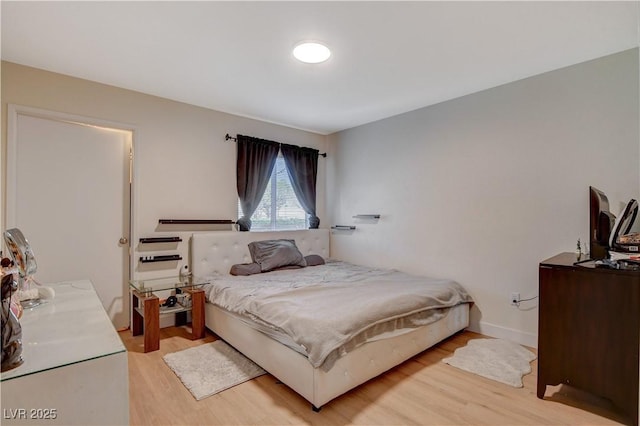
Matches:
[293,41,331,64]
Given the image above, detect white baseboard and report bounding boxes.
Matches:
[466,321,538,348]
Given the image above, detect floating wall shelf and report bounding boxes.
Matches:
[331,225,356,230]
[353,214,381,219]
[139,237,182,244]
[158,219,234,225]
[139,254,183,263]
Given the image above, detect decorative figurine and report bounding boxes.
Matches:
[576,238,583,260]
[2,228,40,373]
[4,228,41,308]
[1,258,23,372]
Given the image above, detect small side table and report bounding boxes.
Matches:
[129,276,208,352]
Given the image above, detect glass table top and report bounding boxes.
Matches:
[1,280,126,382]
[129,276,209,294]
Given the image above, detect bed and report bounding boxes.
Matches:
[190,229,471,410]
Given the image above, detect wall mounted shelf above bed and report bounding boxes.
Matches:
[331,225,356,230]
[156,219,235,232]
[139,254,183,263]
[352,214,381,219]
[139,237,182,244]
[158,219,234,225]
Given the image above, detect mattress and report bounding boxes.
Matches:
[201,260,472,370]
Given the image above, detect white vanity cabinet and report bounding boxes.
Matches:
[1,280,129,425]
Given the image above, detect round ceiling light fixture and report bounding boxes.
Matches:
[293,41,331,64]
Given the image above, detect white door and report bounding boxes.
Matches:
[8,109,132,329]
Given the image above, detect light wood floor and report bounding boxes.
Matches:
[120,327,629,425]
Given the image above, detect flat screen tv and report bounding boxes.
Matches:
[589,186,616,259]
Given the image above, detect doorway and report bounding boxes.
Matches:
[6,105,134,330]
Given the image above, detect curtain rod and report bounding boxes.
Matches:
[225,133,327,158]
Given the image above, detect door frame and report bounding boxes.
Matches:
[6,103,138,291]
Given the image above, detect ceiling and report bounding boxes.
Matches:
[2,1,639,135]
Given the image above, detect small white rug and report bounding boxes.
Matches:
[442,338,536,387]
[163,340,266,401]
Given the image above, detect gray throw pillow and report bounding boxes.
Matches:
[248,239,307,272]
[304,254,325,266]
[229,262,262,276]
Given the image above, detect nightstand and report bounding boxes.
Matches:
[129,276,208,352]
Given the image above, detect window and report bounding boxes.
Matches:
[238,156,308,230]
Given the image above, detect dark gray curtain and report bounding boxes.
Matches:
[236,134,280,231]
[281,143,320,229]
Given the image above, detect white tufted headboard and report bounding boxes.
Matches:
[190,229,330,278]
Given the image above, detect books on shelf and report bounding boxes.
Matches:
[609,251,640,261]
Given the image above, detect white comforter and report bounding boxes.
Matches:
[202,260,472,369]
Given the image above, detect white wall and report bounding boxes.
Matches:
[1,61,328,281]
[326,49,640,346]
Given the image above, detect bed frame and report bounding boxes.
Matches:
[190,229,469,409]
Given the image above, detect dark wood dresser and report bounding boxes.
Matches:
[538,252,640,425]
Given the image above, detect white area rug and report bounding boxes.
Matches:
[442,338,536,387]
[163,340,266,401]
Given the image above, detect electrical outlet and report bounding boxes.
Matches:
[511,292,520,305]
